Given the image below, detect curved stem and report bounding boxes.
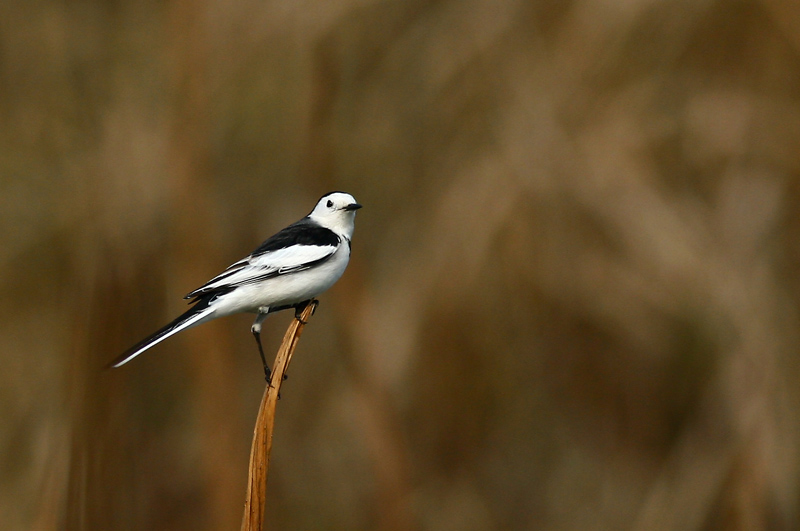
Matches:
[240,300,318,531]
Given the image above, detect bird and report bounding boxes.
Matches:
[109,191,362,381]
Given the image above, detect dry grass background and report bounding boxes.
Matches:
[2,0,800,529]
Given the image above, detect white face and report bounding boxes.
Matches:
[309,192,361,235]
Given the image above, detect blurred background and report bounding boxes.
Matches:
[3,0,800,529]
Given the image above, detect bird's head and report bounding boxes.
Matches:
[309,191,362,237]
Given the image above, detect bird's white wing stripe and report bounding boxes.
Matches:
[249,244,337,269]
[191,244,338,295]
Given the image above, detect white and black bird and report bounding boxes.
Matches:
[110,191,362,380]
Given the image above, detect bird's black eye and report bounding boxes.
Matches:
[326,200,333,208]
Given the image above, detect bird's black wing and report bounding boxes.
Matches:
[184,219,341,301]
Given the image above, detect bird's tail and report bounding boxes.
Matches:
[108,297,216,369]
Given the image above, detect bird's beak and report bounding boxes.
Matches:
[343,203,362,211]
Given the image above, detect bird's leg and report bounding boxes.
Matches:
[293,299,319,325]
[279,299,319,387]
[293,300,310,324]
[252,309,271,383]
[282,301,313,381]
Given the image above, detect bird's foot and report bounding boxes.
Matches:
[294,299,319,324]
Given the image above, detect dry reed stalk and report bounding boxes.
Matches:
[240,300,318,531]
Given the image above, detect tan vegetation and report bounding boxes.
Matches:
[1,0,799,529]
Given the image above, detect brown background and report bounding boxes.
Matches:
[3,1,800,530]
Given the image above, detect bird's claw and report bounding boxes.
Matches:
[294,299,319,324]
